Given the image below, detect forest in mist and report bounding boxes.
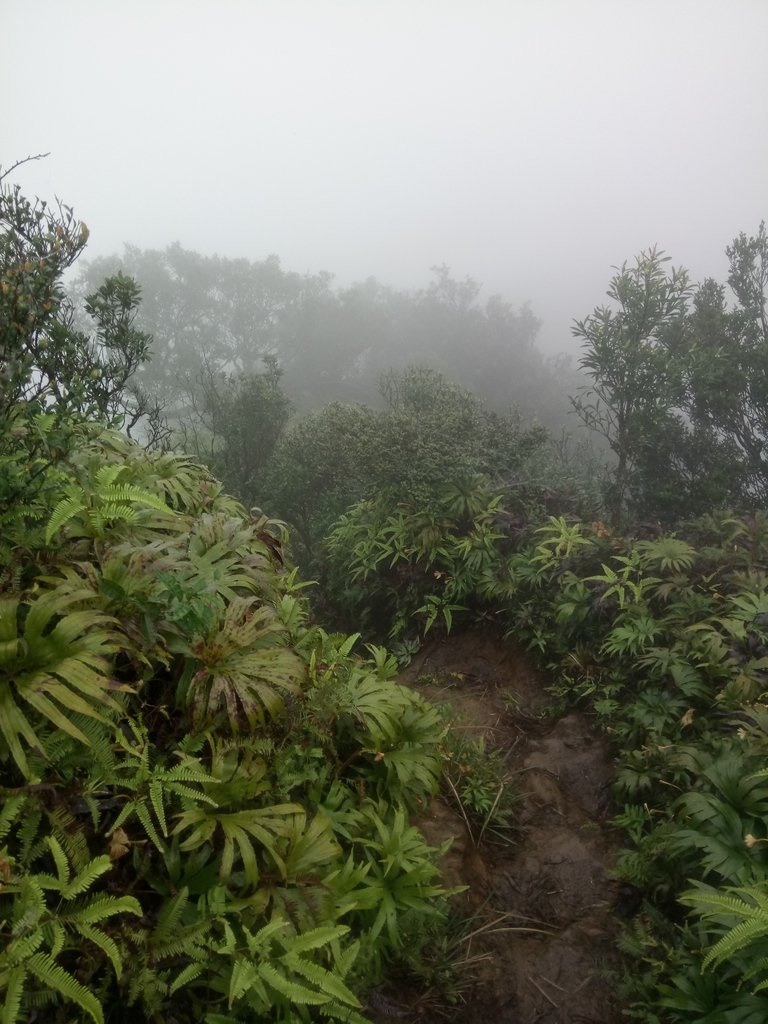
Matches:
[3,155,768,1022]
[74,245,568,417]
[3,1,768,1020]
[71,219,768,565]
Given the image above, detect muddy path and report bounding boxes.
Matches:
[376,630,627,1023]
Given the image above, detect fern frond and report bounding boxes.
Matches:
[149,888,191,951]
[705,914,768,971]
[61,855,112,899]
[168,962,205,996]
[42,838,68,891]
[135,802,166,852]
[67,894,141,926]
[282,927,351,960]
[281,955,361,1007]
[682,882,768,981]
[77,923,123,979]
[4,931,45,964]
[25,952,104,1024]
[1,964,26,1024]
[228,957,268,1008]
[45,495,87,544]
[0,795,25,843]
[46,807,89,872]
[256,961,330,1006]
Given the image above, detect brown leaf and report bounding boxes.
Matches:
[109,827,131,861]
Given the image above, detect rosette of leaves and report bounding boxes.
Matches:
[0,588,123,777]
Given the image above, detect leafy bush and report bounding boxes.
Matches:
[263,366,548,575]
[479,511,768,1019]
[0,428,453,1023]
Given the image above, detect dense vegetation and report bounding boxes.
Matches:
[0,166,455,1023]
[3,156,768,1022]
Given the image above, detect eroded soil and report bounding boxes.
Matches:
[371,630,625,1023]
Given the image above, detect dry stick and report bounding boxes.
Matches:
[538,976,568,994]
[477,781,505,845]
[443,772,476,845]
[504,734,522,759]
[488,925,558,937]
[460,912,558,959]
[466,913,559,942]
[528,975,560,1009]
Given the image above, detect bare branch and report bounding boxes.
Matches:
[0,152,51,183]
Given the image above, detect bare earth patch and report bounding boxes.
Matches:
[372,630,626,1023]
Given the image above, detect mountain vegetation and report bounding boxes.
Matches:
[3,157,768,1021]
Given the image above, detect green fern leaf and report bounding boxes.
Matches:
[45,836,71,889]
[61,855,112,899]
[282,924,350,956]
[100,484,172,515]
[228,957,267,1007]
[45,495,87,544]
[682,881,768,988]
[0,965,26,1024]
[256,961,330,1006]
[751,957,768,991]
[68,894,141,926]
[149,780,168,836]
[135,801,166,852]
[48,922,65,960]
[242,917,290,955]
[705,914,768,970]
[282,955,361,1007]
[25,952,104,1024]
[169,962,205,995]
[150,888,190,950]
[94,465,122,490]
[77,923,123,979]
[4,931,45,964]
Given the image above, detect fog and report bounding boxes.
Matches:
[3,0,767,353]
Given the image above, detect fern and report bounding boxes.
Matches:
[109,725,219,852]
[126,887,212,1011]
[681,881,768,990]
[25,953,104,1023]
[0,840,141,1023]
[45,463,177,543]
[221,918,362,1015]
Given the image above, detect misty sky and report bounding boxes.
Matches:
[3,0,767,353]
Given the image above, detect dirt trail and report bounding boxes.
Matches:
[385,630,625,1023]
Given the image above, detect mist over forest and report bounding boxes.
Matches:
[3,2,768,1023]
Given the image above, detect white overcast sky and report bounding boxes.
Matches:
[3,0,767,353]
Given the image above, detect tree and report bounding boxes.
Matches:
[0,158,158,516]
[679,224,768,503]
[571,247,692,526]
[261,401,378,564]
[181,355,291,506]
[74,243,333,417]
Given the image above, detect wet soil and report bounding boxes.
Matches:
[373,630,625,1023]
